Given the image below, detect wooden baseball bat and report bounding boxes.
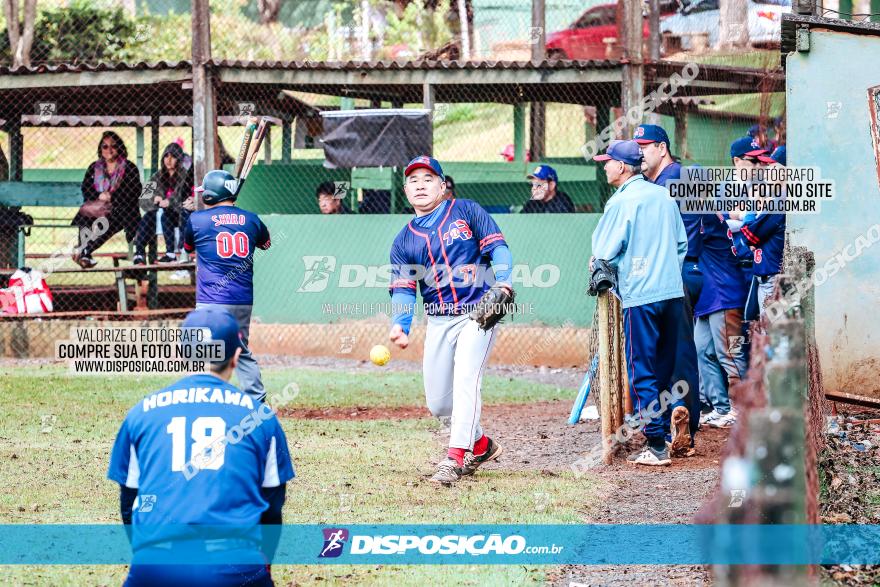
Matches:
[241,117,269,181]
[235,117,270,196]
[233,116,259,179]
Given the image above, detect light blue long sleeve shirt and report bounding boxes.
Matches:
[590,174,687,309]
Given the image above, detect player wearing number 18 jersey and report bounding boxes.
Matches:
[184,170,270,402]
[108,308,295,587]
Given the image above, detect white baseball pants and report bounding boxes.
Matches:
[423,314,497,450]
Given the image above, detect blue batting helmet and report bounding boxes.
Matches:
[196,170,238,205]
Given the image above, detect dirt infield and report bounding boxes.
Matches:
[280,392,723,586]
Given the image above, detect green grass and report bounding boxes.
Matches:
[432,103,589,162]
[0,365,602,585]
[1,365,573,410]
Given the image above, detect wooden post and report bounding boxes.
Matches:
[456,0,470,59]
[594,99,614,205]
[513,103,526,167]
[391,167,404,214]
[281,119,292,163]
[17,229,25,268]
[673,105,689,160]
[734,316,809,584]
[150,116,160,174]
[8,116,23,182]
[620,0,644,137]
[598,291,614,464]
[423,82,435,154]
[147,115,161,305]
[648,0,661,61]
[719,0,749,48]
[192,0,218,211]
[612,295,626,426]
[529,0,545,162]
[136,126,145,180]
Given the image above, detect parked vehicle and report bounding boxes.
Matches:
[660,0,791,50]
[546,1,679,60]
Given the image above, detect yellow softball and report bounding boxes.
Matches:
[370,344,391,366]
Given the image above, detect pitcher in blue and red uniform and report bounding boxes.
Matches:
[387,156,513,485]
[108,308,295,587]
[184,170,271,402]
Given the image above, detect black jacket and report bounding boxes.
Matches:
[521,190,575,213]
[76,159,142,228]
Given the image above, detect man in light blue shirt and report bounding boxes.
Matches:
[591,140,688,466]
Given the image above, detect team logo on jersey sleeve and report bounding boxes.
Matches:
[319,528,349,558]
[442,219,473,246]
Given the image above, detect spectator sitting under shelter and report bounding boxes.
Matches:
[71,131,142,269]
[316,181,351,214]
[522,165,574,213]
[443,175,456,200]
[133,142,194,265]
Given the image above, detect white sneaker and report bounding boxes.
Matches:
[626,446,671,466]
[700,410,721,425]
[169,269,189,281]
[709,412,737,428]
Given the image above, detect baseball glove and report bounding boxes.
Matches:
[587,259,617,296]
[470,284,515,331]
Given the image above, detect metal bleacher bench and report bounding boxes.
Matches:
[0,181,195,313]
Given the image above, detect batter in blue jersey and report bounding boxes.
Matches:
[108,308,295,587]
[388,156,513,485]
[184,170,271,402]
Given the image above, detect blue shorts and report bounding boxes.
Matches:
[125,547,272,587]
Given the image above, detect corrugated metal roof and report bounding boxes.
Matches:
[0,58,620,76]
[0,60,191,75]
[211,58,622,70]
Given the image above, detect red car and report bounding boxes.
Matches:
[546,1,680,60]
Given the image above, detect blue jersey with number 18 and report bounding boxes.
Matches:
[107,373,295,549]
[184,205,271,305]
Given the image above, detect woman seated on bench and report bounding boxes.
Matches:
[132,142,194,265]
[72,132,142,269]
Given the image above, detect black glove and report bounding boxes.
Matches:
[587,259,617,296]
[470,284,515,330]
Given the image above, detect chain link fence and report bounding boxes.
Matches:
[0,0,785,366]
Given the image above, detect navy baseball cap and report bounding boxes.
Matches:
[404,155,444,180]
[182,308,243,362]
[632,124,670,147]
[730,136,768,159]
[527,164,558,183]
[747,124,765,138]
[758,145,786,166]
[593,140,643,165]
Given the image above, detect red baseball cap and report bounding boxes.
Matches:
[404,156,445,180]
